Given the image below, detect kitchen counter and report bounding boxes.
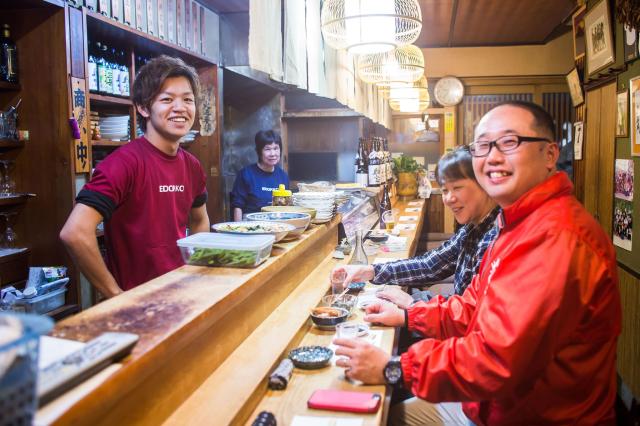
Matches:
[38,196,427,425]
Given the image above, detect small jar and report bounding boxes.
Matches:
[272,184,293,206]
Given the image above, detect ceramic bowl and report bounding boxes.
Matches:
[261,205,317,220]
[288,345,333,369]
[212,221,295,242]
[310,306,349,329]
[321,294,357,314]
[245,212,311,240]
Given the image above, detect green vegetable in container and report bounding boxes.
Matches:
[188,247,259,267]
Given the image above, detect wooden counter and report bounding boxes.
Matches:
[39,197,427,426]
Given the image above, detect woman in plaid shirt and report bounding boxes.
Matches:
[333,147,499,308]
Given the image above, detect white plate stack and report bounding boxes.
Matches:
[292,192,336,224]
[99,115,130,141]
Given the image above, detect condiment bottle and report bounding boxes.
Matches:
[272,184,292,206]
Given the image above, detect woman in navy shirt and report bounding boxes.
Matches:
[231,130,290,220]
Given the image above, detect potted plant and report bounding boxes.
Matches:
[393,155,423,198]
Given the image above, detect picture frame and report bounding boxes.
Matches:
[572,4,587,61]
[624,24,638,62]
[566,68,584,107]
[585,0,615,77]
[630,76,640,156]
[617,90,629,137]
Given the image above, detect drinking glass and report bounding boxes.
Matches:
[331,269,347,294]
[336,322,359,339]
[0,160,15,195]
[382,210,395,230]
[0,212,18,248]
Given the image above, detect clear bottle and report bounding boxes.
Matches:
[349,229,368,266]
[379,183,392,230]
[355,139,368,187]
[96,43,109,94]
[0,24,18,83]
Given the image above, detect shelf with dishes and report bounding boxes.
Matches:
[88,93,132,106]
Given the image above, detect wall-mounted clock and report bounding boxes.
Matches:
[434,76,465,107]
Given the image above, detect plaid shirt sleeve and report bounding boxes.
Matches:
[372,227,467,286]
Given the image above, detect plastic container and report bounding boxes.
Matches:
[272,184,293,206]
[12,288,67,315]
[177,232,275,268]
[0,313,53,425]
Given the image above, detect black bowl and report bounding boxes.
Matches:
[310,306,349,328]
[288,345,333,369]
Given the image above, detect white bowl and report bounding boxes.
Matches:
[245,212,311,240]
[212,221,295,242]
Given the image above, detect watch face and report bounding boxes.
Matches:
[384,358,403,385]
[434,76,464,106]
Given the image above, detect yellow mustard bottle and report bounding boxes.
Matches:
[272,184,293,206]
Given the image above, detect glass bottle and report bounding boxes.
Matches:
[96,43,108,94]
[367,138,380,187]
[110,47,121,96]
[101,43,113,95]
[379,183,392,230]
[88,49,98,92]
[355,139,368,187]
[349,229,368,266]
[119,50,130,96]
[353,140,360,179]
[0,24,18,83]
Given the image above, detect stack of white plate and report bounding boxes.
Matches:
[179,130,199,143]
[293,192,336,224]
[99,115,130,141]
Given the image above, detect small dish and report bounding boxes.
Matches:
[367,231,388,243]
[288,345,333,369]
[310,306,349,329]
[347,282,366,292]
[321,294,357,314]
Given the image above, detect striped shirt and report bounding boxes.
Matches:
[372,207,500,298]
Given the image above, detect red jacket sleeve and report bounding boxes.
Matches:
[400,228,616,402]
[407,273,480,340]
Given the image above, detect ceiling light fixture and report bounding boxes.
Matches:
[357,44,424,86]
[321,0,422,55]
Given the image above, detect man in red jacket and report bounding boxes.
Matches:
[334,101,621,425]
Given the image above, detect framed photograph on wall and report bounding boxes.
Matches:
[572,5,587,60]
[585,0,615,77]
[617,90,629,137]
[567,68,584,107]
[631,77,640,156]
[624,24,638,62]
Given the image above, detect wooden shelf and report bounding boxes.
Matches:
[0,139,24,149]
[282,108,363,119]
[85,9,213,67]
[92,139,128,147]
[0,247,29,262]
[89,93,133,106]
[0,81,20,91]
[0,193,35,207]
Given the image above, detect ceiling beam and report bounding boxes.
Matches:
[447,0,460,48]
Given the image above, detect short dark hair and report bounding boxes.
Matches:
[490,100,555,140]
[132,55,201,131]
[255,130,282,158]
[436,146,476,185]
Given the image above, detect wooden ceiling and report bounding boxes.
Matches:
[201,0,576,47]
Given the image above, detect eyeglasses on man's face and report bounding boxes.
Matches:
[468,135,551,158]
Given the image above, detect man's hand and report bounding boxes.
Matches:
[364,301,406,327]
[376,286,413,309]
[330,264,375,292]
[334,338,389,384]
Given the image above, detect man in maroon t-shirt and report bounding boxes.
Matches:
[60,56,210,297]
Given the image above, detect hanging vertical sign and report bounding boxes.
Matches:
[199,83,216,136]
[71,77,91,174]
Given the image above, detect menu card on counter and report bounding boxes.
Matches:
[291,417,363,426]
[408,200,423,206]
[399,216,418,222]
[395,223,416,231]
[404,207,421,213]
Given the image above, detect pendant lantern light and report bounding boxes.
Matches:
[357,44,424,86]
[321,0,422,55]
[388,76,430,113]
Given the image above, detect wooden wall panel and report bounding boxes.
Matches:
[617,267,640,398]
[583,88,601,217]
[597,83,616,236]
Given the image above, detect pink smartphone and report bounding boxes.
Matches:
[307,389,382,413]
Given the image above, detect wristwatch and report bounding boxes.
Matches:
[383,356,403,386]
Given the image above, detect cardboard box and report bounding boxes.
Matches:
[123,0,133,25]
[167,0,176,43]
[158,0,167,39]
[135,0,147,32]
[146,0,158,36]
[176,0,184,46]
[111,0,123,22]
